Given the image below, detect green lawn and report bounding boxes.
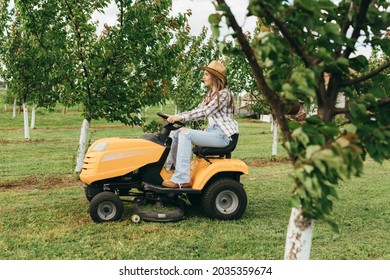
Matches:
[0,104,389,260]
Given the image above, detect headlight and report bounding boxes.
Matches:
[92,142,108,152]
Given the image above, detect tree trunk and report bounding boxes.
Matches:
[75,118,91,174]
[272,119,278,156]
[31,106,37,129]
[23,102,30,140]
[13,99,17,118]
[284,208,315,260]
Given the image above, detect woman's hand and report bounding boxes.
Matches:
[167,115,183,123]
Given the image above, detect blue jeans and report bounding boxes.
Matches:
[166,124,230,184]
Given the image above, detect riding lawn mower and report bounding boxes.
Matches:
[79,113,249,223]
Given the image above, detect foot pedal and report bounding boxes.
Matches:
[142,182,200,194]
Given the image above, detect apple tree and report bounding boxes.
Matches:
[1,0,191,173]
[0,0,59,139]
[211,0,390,259]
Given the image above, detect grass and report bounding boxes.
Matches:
[0,101,389,260]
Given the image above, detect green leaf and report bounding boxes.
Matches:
[368,86,386,99]
[296,0,316,12]
[318,148,335,161]
[289,195,302,209]
[306,115,322,125]
[313,158,327,175]
[326,219,340,233]
[324,22,340,36]
[208,13,222,40]
[292,127,310,146]
[343,124,357,134]
[281,90,298,101]
[349,55,369,71]
[288,121,301,131]
[208,13,222,25]
[303,164,315,174]
[322,124,339,137]
[318,0,337,9]
[336,57,349,67]
[306,145,322,158]
[349,103,368,119]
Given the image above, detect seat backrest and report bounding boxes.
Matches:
[192,133,239,159]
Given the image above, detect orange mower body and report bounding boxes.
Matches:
[80,113,249,223]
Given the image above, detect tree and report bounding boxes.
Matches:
[0,1,57,140]
[210,0,390,259]
[62,0,192,173]
[171,27,223,114]
[168,25,260,130]
[1,0,191,173]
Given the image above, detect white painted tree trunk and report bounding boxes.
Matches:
[284,208,315,260]
[30,106,37,129]
[13,99,17,118]
[272,120,278,156]
[23,102,30,140]
[75,118,90,174]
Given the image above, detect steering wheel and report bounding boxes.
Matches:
[157,112,185,130]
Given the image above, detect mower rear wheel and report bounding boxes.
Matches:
[89,191,124,223]
[201,178,247,220]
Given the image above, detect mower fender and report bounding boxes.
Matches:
[191,158,248,190]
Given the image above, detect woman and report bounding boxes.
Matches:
[163,60,238,188]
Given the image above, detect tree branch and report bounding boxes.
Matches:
[335,1,354,57]
[341,59,390,87]
[333,107,349,116]
[215,0,292,146]
[341,2,354,36]
[258,4,314,68]
[342,0,370,58]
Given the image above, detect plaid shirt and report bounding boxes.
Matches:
[180,89,239,138]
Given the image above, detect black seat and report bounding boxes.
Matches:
[192,133,239,161]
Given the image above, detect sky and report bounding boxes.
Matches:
[172,0,256,36]
[93,0,372,57]
[7,0,372,57]
[92,0,256,37]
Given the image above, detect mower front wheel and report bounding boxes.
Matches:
[201,178,247,220]
[89,191,124,223]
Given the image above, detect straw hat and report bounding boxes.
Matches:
[201,60,226,83]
